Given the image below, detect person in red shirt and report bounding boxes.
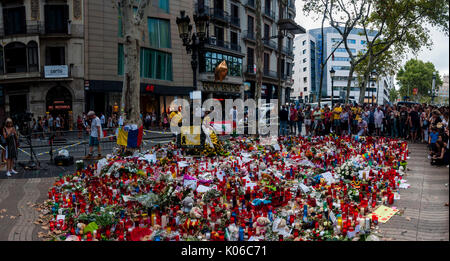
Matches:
[289,105,297,135]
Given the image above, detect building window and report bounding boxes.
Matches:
[4,42,27,73]
[302,40,306,45]
[159,0,170,13]
[118,44,124,75]
[303,77,307,82]
[347,39,356,44]
[361,40,366,45]
[264,53,269,72]
[0,46,4,75]
[45,5,69,34]
[201,51,242,77]
[303,67,307,72]
[302,58,307,63]
[336,48,356,53]
[332,66,351,71]
[141,48,173,81]
[148,18,171,49]
[302,49,306,54]
[118,10,123,37]
[2,6,26,35]
[247,47,254,72]
[45,46,65,65]
[27,41,39,72]
[333,57,350,61]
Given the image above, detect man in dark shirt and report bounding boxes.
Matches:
[279,105,289,136]
[409,105,421,142]
[399,106,408,139]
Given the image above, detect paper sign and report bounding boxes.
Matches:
[321,172,336,184]
[370,205,399,223]
[144,154,157,163]
[399,183,410,189]
[196,185,211,193]
[216,171,225,181]
[329,211,337,224]
[246,182,257,189]
[56,215,65,222]
[183,179,197,190]
[299,183,310,193]
[178,161,190,168]
[394,193,400,200]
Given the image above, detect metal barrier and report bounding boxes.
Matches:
[10,128,176,162]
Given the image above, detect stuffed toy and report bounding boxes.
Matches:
[182,196,194,213]
[252,216,270,236]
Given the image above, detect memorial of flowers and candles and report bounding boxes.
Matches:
[37,135,410,241]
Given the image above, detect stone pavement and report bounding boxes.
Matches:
[0,142,448,241]
[379,143,449,241]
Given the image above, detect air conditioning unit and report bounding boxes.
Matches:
[210,36,216,45]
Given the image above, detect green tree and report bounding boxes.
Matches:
[389,88,399,103]
[396,59,443,102]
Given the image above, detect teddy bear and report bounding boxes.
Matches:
[252,216,270,236]
[182,195,194,213]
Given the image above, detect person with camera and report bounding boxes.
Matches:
[3,118,19,177]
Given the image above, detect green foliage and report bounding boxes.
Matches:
[396,59,443,99]
[389,88,399,102]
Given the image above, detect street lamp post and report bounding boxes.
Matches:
[330,68,335,108]
[176,10,209,91]
[431,71,436,105]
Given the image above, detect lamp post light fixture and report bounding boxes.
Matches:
[330,68,335,108]
[176,10,209,90]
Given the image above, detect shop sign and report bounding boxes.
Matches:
[44,65,69,78]
[202,82,240,93]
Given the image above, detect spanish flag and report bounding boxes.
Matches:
[117,125,144,148]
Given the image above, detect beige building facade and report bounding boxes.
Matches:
[0,0,84,129]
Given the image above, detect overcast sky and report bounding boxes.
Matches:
[294,3,450,82]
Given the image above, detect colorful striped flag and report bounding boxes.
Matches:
[117,126,144,148]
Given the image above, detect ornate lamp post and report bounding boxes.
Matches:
[176,10,209,90]
[330,68,335,108]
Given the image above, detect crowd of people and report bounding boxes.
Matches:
[278,102,449,166]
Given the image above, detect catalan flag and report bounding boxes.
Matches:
[117,125,144,148]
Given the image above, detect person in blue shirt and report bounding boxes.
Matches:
[428,127,440,157]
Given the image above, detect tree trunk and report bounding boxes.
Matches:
[255,0,263,133]
[358,55,373,104]
[121,4,142,127]
[345,65,354,104]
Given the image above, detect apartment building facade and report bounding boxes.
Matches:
[292,27,394,105]
[0,0,84,127]
[86,0,194,116]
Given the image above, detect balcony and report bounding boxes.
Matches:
[230,16,240,28]
[263,70,278,79]
[282,46,294,57]
[263,9,276,21]
[210,8,230,24]
[195,3,210,15]
[206,37,242,53]
[0,21,82,38]
[0,20,42,37]
[263,39,277,50]
[245,0,256,10]
[242,30,256,42]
